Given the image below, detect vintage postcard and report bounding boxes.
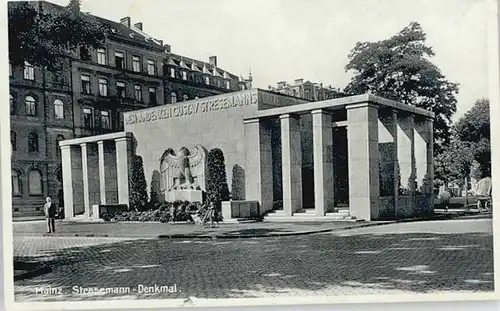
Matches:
[2,0,499,310]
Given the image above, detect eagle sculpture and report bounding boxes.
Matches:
[159,146,207,192]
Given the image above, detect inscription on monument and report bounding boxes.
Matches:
[125,91,258,125]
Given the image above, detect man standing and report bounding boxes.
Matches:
[44,197,56,233]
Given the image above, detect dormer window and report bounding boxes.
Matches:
[170,68,175,78]
[182,71,187,80]
[226,81,230,89]
[204,76,210,85]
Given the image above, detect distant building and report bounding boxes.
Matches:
[268,79,343,101]
[9,0,251,217]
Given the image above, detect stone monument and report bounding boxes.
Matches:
[159,145,207,202]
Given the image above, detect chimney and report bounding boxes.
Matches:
[209,56,217,67]
[164,44,171,53]
[134,22,143,30]
[120,17,131,28]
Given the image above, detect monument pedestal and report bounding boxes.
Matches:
[166,189,203,202]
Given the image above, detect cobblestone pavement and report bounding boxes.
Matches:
[14,219,493,302]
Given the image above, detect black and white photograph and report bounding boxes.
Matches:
[2,0,499,309]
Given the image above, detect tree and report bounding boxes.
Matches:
[344,22,459,155]
[206,149,230,206]
[8,0,108,71]
[129,155,148,211]
[439,140,476,207]
[453,98,491,178]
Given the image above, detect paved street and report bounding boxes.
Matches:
[14,219,493,302]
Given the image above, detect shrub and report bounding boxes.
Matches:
[129,155,148,211]
[206,148,230,206]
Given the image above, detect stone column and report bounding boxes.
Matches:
[346,103,380,221]
[98,140,106,205]
[312,109,334,216]
[61,145,74,219]
[396,113,416,192]
[115,137,132,206]
[80,143,90,217]
[396,113,416,217]
[244,118,273,214]
[414,117,434,212]
[280,114,303,216]
[378,110,398,217]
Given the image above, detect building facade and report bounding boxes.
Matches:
[269,79,343,101]
[10,0,250,217]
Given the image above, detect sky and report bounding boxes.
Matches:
[50,0,491,121]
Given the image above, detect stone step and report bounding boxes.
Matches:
[263,215,363,222]
[326,211,350,217]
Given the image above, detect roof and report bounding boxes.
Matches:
[40,1,164,51]
[166,53,239,80]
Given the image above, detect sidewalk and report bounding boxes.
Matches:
[13,220,391,239]
[13,209,490,239]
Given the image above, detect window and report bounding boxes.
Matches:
[100,110,110,129]
[25,96,37,116]
[170,92,177,104]
[28,170,42,195]
[147,59,156,75]
[28,132,39,152]
[116,82,126,98]
[148,87,156,105]
[133,56,141,72]
[12,170,21,195]
[170,68,176,78]
[134,85,142,101]
[182,71,187,80]
[56,135,65,157]
[99,78,108,96]
[114,52,125,69]
[83,108,93,128]
[226,80,230,89]
[24,61,34,80]
[205,76,210,85]
[97,48,107,65]
[11,131,16,152]
[10,94,15,115]
[54,99,64,119]
[80,46,91,61]
[81,74,91,94]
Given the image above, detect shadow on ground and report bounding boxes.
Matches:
[14,231,494,301]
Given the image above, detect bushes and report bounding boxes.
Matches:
[129,155,148,211]
[104,200,206,223]
[206,148,230,205]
